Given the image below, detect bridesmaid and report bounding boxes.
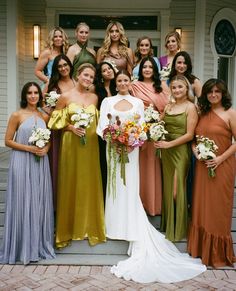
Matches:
[44,54,76,206]
[34,27,69,86]
[188,78,236,267]
[95,61,117,196]
[48,63,106,248]
[97,21,133,75]
[67,22,96,80]
[159,31,181,70]
[131,56,169,216]
[132,36,160,80]
[154,75,198,242]
[0,82,55,264]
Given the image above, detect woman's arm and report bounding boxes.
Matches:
[34,49,50,83]
[154,103,198,149]
[5,112,38,154]
[66,45,76,65]
[96,48,103,64]
[206,108,236,170]
[193,78,202,98]
[127,48,134,75]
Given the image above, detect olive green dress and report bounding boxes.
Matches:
[48,103,106,248]
[72,42,96,79]
[161,112,190,242]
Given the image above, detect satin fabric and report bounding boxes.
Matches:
[161,112,191,241]
[72,42,96,79]
[188,110,236,267]
[48,103,106,248]
[130,81,169,215]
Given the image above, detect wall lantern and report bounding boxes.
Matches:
[33,24,40,59]
[175,27,182,37]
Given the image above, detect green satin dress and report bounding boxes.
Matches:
[72,42,96,79]
[161,112,191,242]
[48,103,106,248]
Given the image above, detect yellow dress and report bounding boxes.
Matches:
[48,103,106,248]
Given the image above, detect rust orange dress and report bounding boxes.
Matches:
[187,110,236,267]
[131,81,169,215]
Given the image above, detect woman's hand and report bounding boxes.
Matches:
[67,124,86,137]
[205,156,224,170]
[29,145,50,156]
[154,140,171,149]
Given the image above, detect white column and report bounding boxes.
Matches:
[7,0,18,116]
[193,0,206,81]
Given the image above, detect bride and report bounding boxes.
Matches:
[96,70,206,284]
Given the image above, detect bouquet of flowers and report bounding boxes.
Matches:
[71,108,94,145]
[28,127,51,161]
[159,64,171,81]
[144,104,168,157]
[195,135,218,177]
[103,113,147,199]
[44,91,60,107]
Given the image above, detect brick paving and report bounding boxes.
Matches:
[0,265,236,290]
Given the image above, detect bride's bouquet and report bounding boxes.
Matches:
[71,108,94,145]
[103,113,147,198]
[44,91,60,108]
[144,104,168,157]
[28,127,51,161]
[195,135,218,177]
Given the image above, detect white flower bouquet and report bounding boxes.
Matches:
[144,104,160,123]
[28,127,51,161]
[195,135,218,177]
[71,108,94,145]
[44,91,60,107]
[159,64,171,81]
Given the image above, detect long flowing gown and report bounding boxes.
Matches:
[0,115,55,264]
[188,110,236,267]
[97,94,206,283]
[130,81,169,215]
[48,103,106,248]
[72,42,96,79]
[161,112,191,242]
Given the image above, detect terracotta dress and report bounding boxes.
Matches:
[48,103,106,248]
[161,112,191,241]
[131,81,169,215]
[188,110,236,267]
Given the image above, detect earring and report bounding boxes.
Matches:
[101,78,104,83]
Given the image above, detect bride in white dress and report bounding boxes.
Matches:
[96,70,206,284]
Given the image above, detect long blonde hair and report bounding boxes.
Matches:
[45,27,69,54]
[100,21,129,59]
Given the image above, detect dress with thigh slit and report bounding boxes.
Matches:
[161,112,190,242]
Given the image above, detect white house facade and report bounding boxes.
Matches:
[0,0,236,146]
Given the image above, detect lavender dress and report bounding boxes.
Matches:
[0,115,55,264]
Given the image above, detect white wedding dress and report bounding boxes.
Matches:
[97,94,206,284]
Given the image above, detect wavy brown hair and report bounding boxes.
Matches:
[45,27,69,54]
[198,78,232,114]
[134,36,154,66]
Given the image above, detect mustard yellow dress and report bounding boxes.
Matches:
[48,103,106,248]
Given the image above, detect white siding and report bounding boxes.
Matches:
[0,0,7,146]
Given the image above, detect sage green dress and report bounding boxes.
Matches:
[72,42,96,79]
[161,112,191,242]
[48,103,106,248]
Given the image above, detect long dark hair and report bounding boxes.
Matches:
[95,61,117,108]
[20,82,43,108]
[47,54,73,93]
[138,56,162,93]
[168,51,197,84]
[198,78,232,114]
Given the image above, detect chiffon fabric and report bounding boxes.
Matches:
[188,110,236,267]
[130,81,169,215]
[158,55,168,69]
[161,112,191,242]
[72,42,96,79]
[48,103,106,248]
[97,94,206,283]
[0,116,55,264]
